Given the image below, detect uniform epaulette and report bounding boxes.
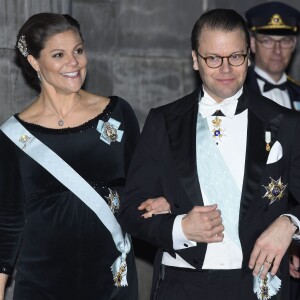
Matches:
[287,75,300,86]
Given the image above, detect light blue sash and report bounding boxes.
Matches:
[0,116,130,287]
[196,113,282,298]
[196,113,242,248]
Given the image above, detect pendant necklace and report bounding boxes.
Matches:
[44,98,80,127]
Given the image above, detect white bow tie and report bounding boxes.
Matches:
[199,96,238,118]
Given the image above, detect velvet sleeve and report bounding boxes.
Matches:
[118,97,140,176]
[0,130,25,275]
[119,109,176,251]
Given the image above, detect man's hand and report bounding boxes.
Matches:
[249,216,295,279]
[181,204,224,243]
[138,197,171,218]
[289,242,300,279]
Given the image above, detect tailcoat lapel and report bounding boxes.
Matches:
[245,68,261,95]
[239,109,267,223]
[239,87,284,225]
[165,89,203,207]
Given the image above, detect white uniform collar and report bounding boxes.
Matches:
[254,66,287,85]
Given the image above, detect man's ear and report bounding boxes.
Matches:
[27,55,40,72]
[250,36,256,54]
[192,51,199,71]
[247,47,251,67]
[292,36,298,52]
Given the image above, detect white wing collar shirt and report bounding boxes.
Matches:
[199,89,240,118]
[162,87,248,269]
[255,66,291,109]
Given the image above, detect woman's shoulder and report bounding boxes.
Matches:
[103,95,135,117]
[82,91,139,127]
[109,96,140,132]
[81,90,110,111]
[110,95,134,110]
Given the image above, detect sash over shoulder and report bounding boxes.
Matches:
[0,116,131,287]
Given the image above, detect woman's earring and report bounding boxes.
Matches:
[37,72,42,81]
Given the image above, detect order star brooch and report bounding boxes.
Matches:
[105,188,120,213]
[97,118,124,145]
[262,177,287,205]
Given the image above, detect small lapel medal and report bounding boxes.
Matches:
[19,134,31,150]
[265,131,271,152]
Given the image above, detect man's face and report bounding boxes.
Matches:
[192,28,249,103]
[251,34,297,81]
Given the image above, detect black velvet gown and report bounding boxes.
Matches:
[0,97,139,300]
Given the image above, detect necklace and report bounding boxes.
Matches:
[44,98,80,127]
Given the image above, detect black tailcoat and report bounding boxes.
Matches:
[120,86,300,299]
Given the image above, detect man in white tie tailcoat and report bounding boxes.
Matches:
[120,8,300,300]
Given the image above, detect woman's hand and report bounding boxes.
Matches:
[138,197,171,218]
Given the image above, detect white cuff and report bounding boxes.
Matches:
[172,214,197,250]
[282,214,300,240]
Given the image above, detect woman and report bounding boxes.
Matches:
[0,12,145,300]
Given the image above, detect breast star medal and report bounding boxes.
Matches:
[211,116,225,143]
[262,177,287,204]
[105,188,120,213]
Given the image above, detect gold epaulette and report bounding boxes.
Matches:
[287,75,300,86]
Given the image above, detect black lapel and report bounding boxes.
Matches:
[245,67,261,95]
[239,88,284,225]
[287,83,300,111]
[165,89,203,206]
[239,110,267,223]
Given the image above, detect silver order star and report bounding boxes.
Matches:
[105,188,120,213]
[262,177,287,205]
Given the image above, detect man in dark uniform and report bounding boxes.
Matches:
[245,2,300,298]
[245,1,300,111]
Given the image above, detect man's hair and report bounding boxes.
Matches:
[191,9,250,51]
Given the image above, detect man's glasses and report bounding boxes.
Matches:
[196,51,248,68]
[255,37,295,49]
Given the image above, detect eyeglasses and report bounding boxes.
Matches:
[255,37,295,49]
[196,51,248,68]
